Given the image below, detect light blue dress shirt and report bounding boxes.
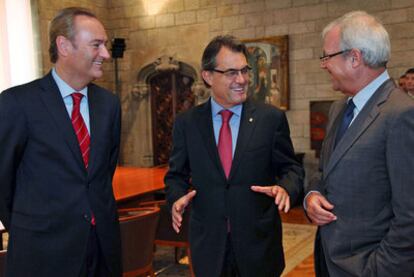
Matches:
[52,68,90,133]
[348,70,390,125]
[210,97,243,157]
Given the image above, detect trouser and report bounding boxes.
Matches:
[220,234,241,277]
[79,226,111,277]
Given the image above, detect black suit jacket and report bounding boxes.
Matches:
[165,98,304,277]
[0,72,122,276]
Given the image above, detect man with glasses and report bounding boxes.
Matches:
[165,35,304,277]
[305,11,414,277]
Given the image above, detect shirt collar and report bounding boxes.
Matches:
[210,97,242,117]
[351,70,389,112]
[52,68,88,99]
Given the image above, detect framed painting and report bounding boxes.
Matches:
[243,35,289,110]
[310,100,334,158]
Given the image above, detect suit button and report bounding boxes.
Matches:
[83,214,90,221]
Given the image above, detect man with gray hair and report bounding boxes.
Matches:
[305,11,414,277]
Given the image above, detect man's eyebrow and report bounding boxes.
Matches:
[91,39,107,43]
[90,39,108,46]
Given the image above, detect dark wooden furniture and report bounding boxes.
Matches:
[118,207,160,277]
[0,250,6,277]
[140,200,195,277]
[113,166,167,208]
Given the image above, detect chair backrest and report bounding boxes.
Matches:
[156,202,190,245]
[139,200,195,277]
[139,200,190,245]
[0,250,6,277]
[118,207,160,276]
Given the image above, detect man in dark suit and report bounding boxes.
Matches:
[165,35,304,277]
[305,11,414,277]
[0,7,122,277]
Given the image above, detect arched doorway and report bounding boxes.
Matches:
[137,56,199,166]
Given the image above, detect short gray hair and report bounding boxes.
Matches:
[322,11,390,68]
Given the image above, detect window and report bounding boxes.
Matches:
[0,0,40,92]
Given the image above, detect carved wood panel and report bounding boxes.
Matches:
[150,71,195,166]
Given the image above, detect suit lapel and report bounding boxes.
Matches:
[194,100,225,177]
[229,99,257,180]
[38,73,85,169]
[86,85,101,175]
[324,79,394,179]
[321,99,346,171]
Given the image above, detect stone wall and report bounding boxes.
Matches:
[35,0,414,171]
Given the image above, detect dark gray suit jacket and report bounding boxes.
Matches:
[307,79,414,276]
[165,98,304,277]
[0,73,122,276]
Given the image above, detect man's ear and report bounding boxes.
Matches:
[350,48,363,68]
[201,70,213,87]
[56,35,71,58]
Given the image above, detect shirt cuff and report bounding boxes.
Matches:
[303,190,322,210]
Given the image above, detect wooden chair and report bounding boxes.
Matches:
[0,224,5,250]
[0,250,6,277]
[140,200,195,277]
[118,207,160,277]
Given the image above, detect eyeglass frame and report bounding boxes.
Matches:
[211,65,252,79]
[319,49,351,63]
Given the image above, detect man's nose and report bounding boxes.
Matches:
[235,71,248,83]
[101,46,110,59]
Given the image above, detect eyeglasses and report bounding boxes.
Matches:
[211,65,251,79]
[320,49,351,63]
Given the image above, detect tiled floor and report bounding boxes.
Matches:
[153,246,192,276]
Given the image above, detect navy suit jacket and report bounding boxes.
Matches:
[0,72,122,276]
[165,98,304,277]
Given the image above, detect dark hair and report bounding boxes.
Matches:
[405,68,414,75]
[49,7,97,63]
[201,35,248,71]
[201,35,249,87]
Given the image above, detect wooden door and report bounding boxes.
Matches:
[150,71,195,166]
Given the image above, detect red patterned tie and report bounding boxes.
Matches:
[71,93,90,168]
[71,93,95,225]
[218,110,233,179]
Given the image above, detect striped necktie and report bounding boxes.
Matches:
[71,93,90,168]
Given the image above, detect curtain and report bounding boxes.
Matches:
[0,0,40,92]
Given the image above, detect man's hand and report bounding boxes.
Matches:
[305,192,337,225]
[171,190,196,233]
[251,185,290,213]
